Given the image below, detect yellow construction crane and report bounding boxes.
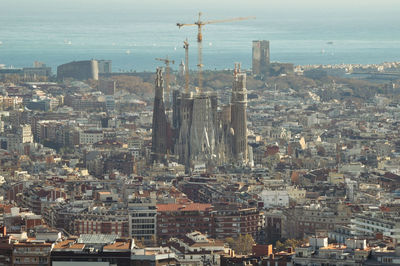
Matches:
[177,12,255,92]
[183,39,189,94]
[155,56,175,107]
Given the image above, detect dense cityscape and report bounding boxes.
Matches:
[1,4,400,266]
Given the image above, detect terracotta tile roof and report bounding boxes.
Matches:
[69,243,85,249]
[157,203,213,212]
[0,204,13,213]
[53,239,84,250]
[103,241,131,250]
[52,239,73,249]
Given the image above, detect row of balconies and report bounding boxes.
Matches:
[14,249,50,255]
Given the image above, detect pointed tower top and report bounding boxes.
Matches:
[155,67,163,88]
[234,63,238,76]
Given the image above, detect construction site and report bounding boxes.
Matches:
[151,13,255,172]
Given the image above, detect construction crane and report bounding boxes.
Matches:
[177,12,255,92]
[155,56,175,107]
[183,39,189,94]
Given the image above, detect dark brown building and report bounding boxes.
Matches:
[212,204,261,239]
[156,203,213,243]
[157,203,262,242]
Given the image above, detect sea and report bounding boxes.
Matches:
[0,5,399,72]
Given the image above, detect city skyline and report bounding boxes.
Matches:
[1,1,400,265]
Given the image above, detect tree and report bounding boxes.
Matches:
[275,238,306,252]
[275,240,285,251]
[225,234,255,255]
[284,239,301,250]
[225,237,235,248]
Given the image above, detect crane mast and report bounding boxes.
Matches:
[177,12,255,93]
[196,12,204,91]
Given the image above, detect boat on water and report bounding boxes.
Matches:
[125,49,131,54]
[326,41,334,45]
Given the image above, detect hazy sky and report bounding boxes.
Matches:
[3,0,398,15]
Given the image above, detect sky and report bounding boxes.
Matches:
[2,0,398,15]
[2,0,398,28]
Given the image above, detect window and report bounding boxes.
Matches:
[383,258,393,263]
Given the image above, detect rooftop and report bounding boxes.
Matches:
[157,203,212,212]
[103,240,131,251]
[77,234,118,244]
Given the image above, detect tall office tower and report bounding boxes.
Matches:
[231,70,248,163]
[97,60,112,74]
[252,40,270,75]
[151,68,169,162]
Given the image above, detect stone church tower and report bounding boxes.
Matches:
[231,66,248,164]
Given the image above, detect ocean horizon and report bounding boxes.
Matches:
[1,6,399,72]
